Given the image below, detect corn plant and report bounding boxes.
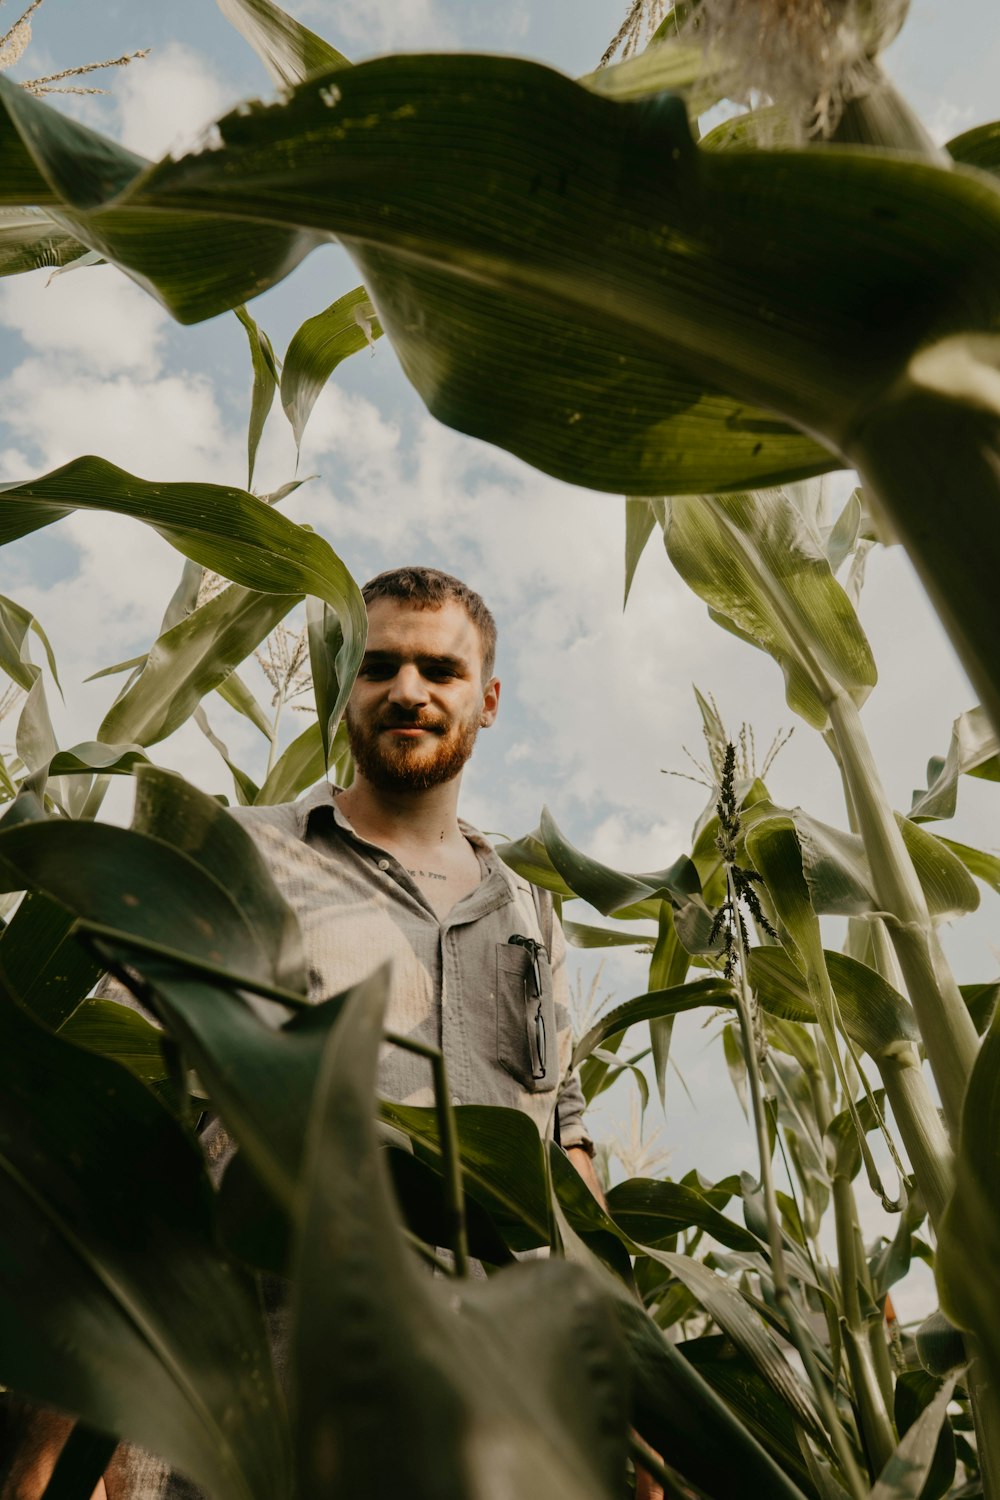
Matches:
[0,0,999,1496]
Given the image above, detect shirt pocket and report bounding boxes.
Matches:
[495,942,557,1094]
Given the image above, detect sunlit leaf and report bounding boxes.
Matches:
[281,285,382,453]
[215,0,350,88]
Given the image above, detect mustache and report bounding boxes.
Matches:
[376,711,449,732]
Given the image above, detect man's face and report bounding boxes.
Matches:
[345,597,500,791]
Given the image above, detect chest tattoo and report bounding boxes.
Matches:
[407,868,448,881]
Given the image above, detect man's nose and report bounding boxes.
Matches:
[387,664,428,707]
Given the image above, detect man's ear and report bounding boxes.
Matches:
[480,676,500,727]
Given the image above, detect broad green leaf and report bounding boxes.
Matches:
[606,1177,761,1251]
[293,971,629,1500]
[195,707,261,806]
[0,821,286,990]
[254,719,334,806]
[937,834,1000,896]
[909,705,999,821]
[642,1249,829,1449]
[623,497,657,607]
[0,67,832,490]
[0,75,326,322]
[235,304,280,489]
[661,490,877,730]
[0,593,61,694]
[749,946,919,1060]
[868,1376,957,1500]
[679,1334,817,1496]
[215,0,350,89]
[937,994,1000,1390]
[0,206,86,277]
[893,1370,956,1500]
[0,891,101,1029]
[131,765,305,992]
[59,997,170,1092]
[539,805,682,914]
[0,969,288,1500]
[961,979,1000,1035]
[496,828,576,898]
[946,120,1000,178]
[614,1298,812,1500]
[281,285,382,453]
[383,1101,550,1253]
[100,584,295,749]
[572,977,735,1067]
[0,456,366,739]
[742,799,979,921]
[914,1311,966,1378]
[216,668,273,740]
[562,918,652,948]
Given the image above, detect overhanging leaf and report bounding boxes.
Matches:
[0,456,366,743]
[909,705,1000,821]
[235,304,280,489]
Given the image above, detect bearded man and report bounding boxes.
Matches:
[228,565,600,1191]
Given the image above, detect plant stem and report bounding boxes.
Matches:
[826,691,978,1137]
[729,874,869,1500]
[831,1169,897,1476]
[385,1033,469,1278]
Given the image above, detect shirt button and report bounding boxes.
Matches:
[377,858,390,871]
[451,1094,462,1106]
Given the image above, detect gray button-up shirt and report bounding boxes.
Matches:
[228,782,592,1151]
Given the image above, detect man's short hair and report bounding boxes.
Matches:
[361,566,497,678]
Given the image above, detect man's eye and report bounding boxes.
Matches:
[425,667,456,681]
[362,665,394,680]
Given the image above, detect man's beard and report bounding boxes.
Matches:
[345,705,482,791]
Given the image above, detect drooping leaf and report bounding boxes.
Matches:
[571,978,735,1068]
[562,918,652,948]
[235,304,280,489]
[909,705,1000,821]
[606,1177,760,1252]
[281,285,382,453]
[623,497,657,607]
[99,584,296,749]
[661,490,877,730]
[946,120,1000,178]
[215,0,350,89]
[868,1376,957,1500]
[0,456,366,742]
[0,593,61,694]
[195,707,261,806]
[748,946,918,1061]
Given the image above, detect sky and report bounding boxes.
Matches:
[1,0,998,1320]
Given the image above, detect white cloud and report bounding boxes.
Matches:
[296,0,458,54]
[924,97,974,146]
[0,266,168,377]
[113,43,240,159]
[0,358,241,482]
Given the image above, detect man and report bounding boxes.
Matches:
[228,565,601,1195]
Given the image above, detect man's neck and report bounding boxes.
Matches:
[335,773,466,852]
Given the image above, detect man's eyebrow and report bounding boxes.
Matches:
[360,650,468,671]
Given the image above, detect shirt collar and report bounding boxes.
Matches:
[293,779,498,864]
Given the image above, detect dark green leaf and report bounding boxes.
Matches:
[0,892,99,1029]
[293,969,630,1499]
[606,1178,760,1251]
[947,121,1000,178]
[0,207,87,277]
[869,1376,957,1500]
[748,945,918,1060]
[0,967,288,1500]
[58,997,170,1092]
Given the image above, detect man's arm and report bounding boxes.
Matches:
[565,1143,606,1205]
